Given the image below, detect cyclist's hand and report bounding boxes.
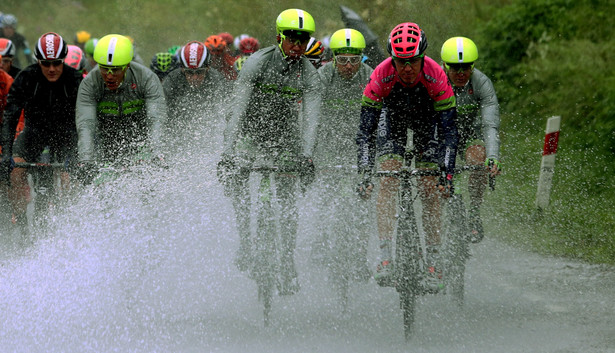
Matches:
[298,156,315,193]
[0,156,14,182]
[485,158,501,177]
[438,171,454,197]
[74,161,97,185]
[217,154,238,194]
[357,169,373,200]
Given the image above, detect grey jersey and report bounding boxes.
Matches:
[315,61,373,168]
[75,61,167,162]
[223,45,322,157]
[452,68,500,160]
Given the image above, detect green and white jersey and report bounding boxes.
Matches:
[452,68,500,160]
[223,45,322,158]
[76,61,167,162]
[315,61,373,169]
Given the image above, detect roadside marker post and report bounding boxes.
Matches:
[536,116,561,210]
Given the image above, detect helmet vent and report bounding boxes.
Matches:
[458,52,463,61]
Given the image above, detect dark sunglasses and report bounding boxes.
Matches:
[39,59,63,67]
[446,63,474,72]
[335,55,362,65]
[282,30,310,46]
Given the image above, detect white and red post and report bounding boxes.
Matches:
[535,116,561,210]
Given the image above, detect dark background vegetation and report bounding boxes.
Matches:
[3,0,614,263]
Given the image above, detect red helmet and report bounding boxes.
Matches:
[65,45,86,70]
[180,41,210,69]
[34,32,68,60]
[218,32,234,48]
[387,22,428,59]
[239,37,260,54]
[204,35,226,53]
[0,38,16,57]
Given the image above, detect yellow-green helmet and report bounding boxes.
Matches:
[93,34,133,66]
[440,36,478,64]
[275,9,315,36]
[329,28,365,55]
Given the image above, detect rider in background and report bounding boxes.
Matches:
[311,28,374,281]
[304,37,325,69]
[73,30,91,52]
[75,34,167,181]
[0,38,21,78]
[0,58,12,232]
[204,35,237,81]
[162,40,230,144]
[233,36,260,73]
[357,22,458,288]
[0,32,82,235]
[65,45,87,76]
[150,52,179,82]
[0,14,35,68]
[441,36,500,243]
[83,38,98,74]
[218,8,321,295]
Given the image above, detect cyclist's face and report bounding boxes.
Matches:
[335,54,362,80]
[393,56,422,84]
[38,59,64,82]
[182,67,208,87]
[1,56,12,73]
[99,64,128,91]
[446,63,473,87]
[279,31,309,61]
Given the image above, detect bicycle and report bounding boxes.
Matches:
[13,161,68,238]
[375,164,488,340]
[230,155,306,327]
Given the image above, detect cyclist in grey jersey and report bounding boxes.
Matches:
[311,28,374,280]
[219,9,322,295]
[441,36,501,242]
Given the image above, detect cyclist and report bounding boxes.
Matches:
[441,36,500,243]
[83,38,98,73]
[0,32,82,235]
[356,22,458,287]
[65,45,87,75]
[218,8,322,295]
[163,40,229,140]
[74,30,91,52]
[204,35,237,81]
[0,38,21,78]
[311,28,374,281]
[304,37,325,69]
[217,32,235,55]
[0,57,12,232]
[233,36,260,73]
[75,34,167,180]
[0,14,35,68]
[150,52,179,82]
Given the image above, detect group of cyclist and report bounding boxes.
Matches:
[0,9,500,295]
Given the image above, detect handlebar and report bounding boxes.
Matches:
[14,162,67,169]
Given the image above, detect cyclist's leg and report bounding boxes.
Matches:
[8,156,30,229]
[276,174,300,294]
[465,141,487,240]
[231,171,252,271]
[376,155,402,262]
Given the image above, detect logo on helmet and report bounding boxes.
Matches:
[189,43,199,67]
[45,35,56,58]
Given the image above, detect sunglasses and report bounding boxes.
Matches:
[446,63,474,72]
[281,31,310,46]
[99,64,127,75]
[39,59,63,67]
[393,56,423,67]
[335,55,362,65]
[183,68,207,75]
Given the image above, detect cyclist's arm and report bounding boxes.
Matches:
[438,107,459,176]
[223,50,263,156]
[0,72,27,156]
[142,69,168,157]
[357,96,381,173]
[473,71,500,161]
[75,73,99,162]
[300,59,322,157]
